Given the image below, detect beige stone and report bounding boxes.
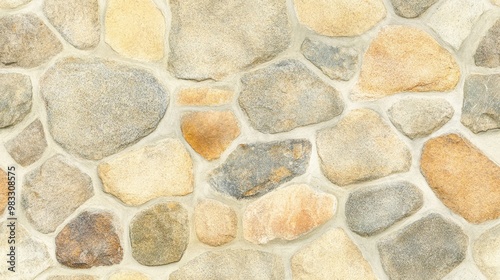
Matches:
[194,199,237,246]
[0,0,30,9]
[493,0,500,6]
[177,87,233,106]
[109,270,150,280]
[47,275,98,280]
[473,224,500,279]
[0,169,8,215]
[5,119,47,166]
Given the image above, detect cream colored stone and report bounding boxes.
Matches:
[194,199,237,246]
[177,87,233,106]
[0,0,30,9]
[493,0,500,6]
[109,270,150,280]
[474,224,500,279]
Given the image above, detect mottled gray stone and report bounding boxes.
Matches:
[0,0,31,9]
[5,119,47,166]
[0,73,31,128]
[209,139,311,199]
[390,0,439,18]
[475,19,500,68]
[462,74,500,133]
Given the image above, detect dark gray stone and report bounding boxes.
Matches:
[475,19,500,68]
[390,0,439,18]
[461,74,500,133]
[0,73,32,128]
[5,119,47,166]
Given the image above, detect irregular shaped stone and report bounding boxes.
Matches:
[168,0,291,81]
[194,199,237,246]
[475,19,500,68]
[388,98,454,139]
[244,184,336,244]
[48,276,98,280]
[462,74,500,133]
[0,0,31,9]
[353,26,460,100]
[5,119,47,166]
[181,111,240,160]
[390,0,438,18]
[41,57,168,160]
[21,155,93,233]
[292,228,376,280]
[0,169,7,214]
[346,181,423,236]
[473,224,500,279]
[130,202,189,266]
[239,59,344,133]
[378,214,468,280]
[98,139,193,206]
[170,249,284,280]
[0,14,62,68]
[421,134,500,223]
[0,73,32,128]
[317,109,411,186]
[109,270,150,280]
[177,87,233,106]
[210,139,311,199]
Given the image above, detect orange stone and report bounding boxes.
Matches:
[0,169,8,215]
[177,87,233,106]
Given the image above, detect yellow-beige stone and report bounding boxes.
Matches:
[0,168,8,215]
[177,87,233,106]
[194,199,237,246]
[109,270,150,280]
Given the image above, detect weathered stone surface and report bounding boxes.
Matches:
[475,19,500,68]
[473,224,500,279]
[378,214,468,280]
[47,276,98,280]
[109,270,150,280]
[194,199,237,246]
[292,228,376,280]
[22,155,94,233]
[105,0,164,61]
[0,0,31,9]
[239,59,344,133]
[5,119,47,166]
[210,139,311,199]
[493,0,500,6]
[390,0,438,18]
[0,73,32,128]
[421,134,500,223]
[0,169,7,214]
[353,26,460,100]
[170,249,284,280]
[41,57,168,160]
[168,0,291,81]
[0,14,62,68]
[98,139,193,206]
[56,211,123,268]
[388,98,454,139]
[181,111,240,160]
[346,181,423,236]
[462,74,500,133]
[177,87,233,106]
[130,202,189,266]
[317,109,411,186]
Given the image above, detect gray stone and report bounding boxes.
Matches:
[5,119,47,166]
[475,20,500,68]
[473,224,500,279]
[346,181,423,236]
[40,57,168,160]
[390,0,439,18]
[209,139,311,199]
[239,59,344,134]
[378,214,468,280]
[0,73,31,128]
[0,0,31,9]
[462,74,500,133]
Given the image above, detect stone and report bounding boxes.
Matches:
[378,214,468,280]
[177,87,233,106]
[109,270,150,280]
[98,139,193,206]
[292,228,376,280]
[47,276,98,280]
[194,199,237,246]
[210,139,311,199]
[0,14,62,68]
[5,119,47,166]
[40,57,168,160]
[388,98,454,139]
[243,184,336,244]
[239,59,344,133]
[493,0,500,6]
[0,0,31,9]
[421,134,500,223]
[293,0,386,37]
[475,19,500,68]
[346,181,423,236]
[181,111,240,160]
[390,0,438,18]
[317,109,411,186]
[0,73,32,128]
[0,169,7,214]
[105,0,165,61]
[21,155,94,233]
[462,74,500,133]
[353,25,460,100]
[130,202,189,266]
[168,0,291,81]
[170,249,284,280]
[473,224,500,279]
[56,211,123,268]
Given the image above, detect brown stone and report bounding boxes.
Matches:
[0,169,7,215]
[194,199,237,246]
[177,87,233,106]
[5,119,47,166]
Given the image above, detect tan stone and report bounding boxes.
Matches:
[47,276,98,280]
[194,199,237,246]
[421,134,500,223]
[353,25,460,100]
[109,270,150,280]
[493,0,500,6]
[0,0,31,9]
[177,87,233,106]
[0,169,7,215]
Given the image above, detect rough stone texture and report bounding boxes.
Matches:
[390,0,438,18]
[388,98,454,139]
[353,26,460,100]
[210,139,311,199]
[317,109,411,186]
[0,168,7,214]
[56,211,123,268]
[170,249,284,280]
[378,214,468,280]
[109,270,150,280]
[21,155,94,233]
[47,276,98,280]
[292,228,376,280]
[473,224,500,279]
[177,87,233,106]
[40,57,168,160]
[168,0,291,81]
[98,139,193,206]
[181,111,240,160]
[421,134,500,223]
[475,19,500,68]
[130,202,189,266]
[105,0,165,61]
[0,0,31,9]
[239,59,344,134]
[346,181,423,236]
[462,74,500,133]
[0,73,32,128]
[5,119,47,166]
[0,14,62,68]
[194,199,237,246]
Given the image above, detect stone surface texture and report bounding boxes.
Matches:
[194,199,237,246]
[47,276,98,280]
[462,74,500,133]
[390,0,438,18]
[475,19,500,68]
[5,119,47,166]
[177,87,233,106]
[109,270,150,280]
[0,73,32,128]
[0,168,7,214]
[0,0,30,9]
[473,224,500,279]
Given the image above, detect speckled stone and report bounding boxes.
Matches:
[5,119,47,166]
[461,74,500,133]
[390,0,438,18]
[109,270,150,280]
[473,224,500,279]
[475,19,500,68]
[194,199,237,246]
[47,276,98,280]
[0,73,32,128]
[177,87,233,106]
[0,0,31,9]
